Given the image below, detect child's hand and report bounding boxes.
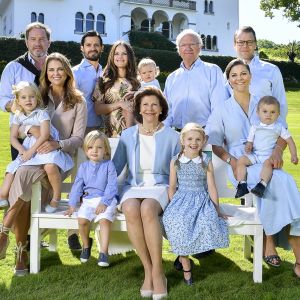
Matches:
[96,203,107,215]
[64,206,75,217]
[21,149,34,161]
[245,142,253,154]
[291,155,299,165]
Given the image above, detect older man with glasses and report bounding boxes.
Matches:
[230,25,287,127]
[164,29,227,131]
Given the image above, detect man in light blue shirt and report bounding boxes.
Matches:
[73,31,103,134]
[0,22,51,159]
[229,26,287,127]
[164,29,227,130]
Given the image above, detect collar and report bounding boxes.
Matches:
[247,55,259,67]
[81,58,102,72]
[180,57,202,71]
[259,121,275,128]
[178,153,207,164]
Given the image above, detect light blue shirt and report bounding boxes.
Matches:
[225,55,287,127]
[0,55,36,112]
[72,58,103,128]
[69,159,118,207]
[164,58,227,128]
[113,125,180,187]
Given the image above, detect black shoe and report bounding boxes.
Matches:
[174,256,183,271]
[192,249,215,259]
[68,233,82,251]
[235,182,249,198]
[251,182,266,198]
[80,238,93,263]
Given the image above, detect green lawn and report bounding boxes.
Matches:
[0,90,300,299]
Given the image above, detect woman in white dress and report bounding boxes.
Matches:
[206,59,300,276]
[113,87,180,299]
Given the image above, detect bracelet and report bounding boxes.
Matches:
[57,140,63,150]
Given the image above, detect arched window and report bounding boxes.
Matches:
[96,14,105,34]
[86,13,94,31]
[75,12,84,32]
[212,36,217,50]
[209,1,214,13]
[206,35,211,50]
[38,13,44,24]
[201,34,206,49]
[204,0,208,13]
[31,12,37,23]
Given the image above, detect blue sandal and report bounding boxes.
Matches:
[264,255,281,267]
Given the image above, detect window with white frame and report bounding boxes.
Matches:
[38,13,44,24]
[96,14,105,34]
[75,12,84,33]
[31,12,37,23]
[86,13,94,31]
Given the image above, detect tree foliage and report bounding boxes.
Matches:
[260,0,300,26]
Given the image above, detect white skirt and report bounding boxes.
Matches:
[120,185,169,211]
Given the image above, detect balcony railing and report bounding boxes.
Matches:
[120,0,196,11]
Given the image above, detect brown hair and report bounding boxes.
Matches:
[133,87,168,123]
[98,41,140,93]
[11,81,44,114]
[25,22,51,40]
[257,96,280,114]
[39,53,83,110]
[83,130,111,160]
[225,59,251,79]
[234,26,257,43]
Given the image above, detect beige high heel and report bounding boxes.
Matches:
[14,241,28,276]
[0,224,10,260]
[152,278,168,300]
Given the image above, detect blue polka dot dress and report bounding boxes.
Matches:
[163,154,229,255]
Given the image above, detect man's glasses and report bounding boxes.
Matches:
[179,42,200,48]
[236,40,255,46]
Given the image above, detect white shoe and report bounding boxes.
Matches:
[0,199,9,209]
[45,204,58,213]
[152,278,167,300]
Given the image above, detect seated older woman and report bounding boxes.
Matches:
[206,59,300,277]
[113,87,180,299]
[0,52,87,275]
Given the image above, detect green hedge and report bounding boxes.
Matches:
[1,36,300,86]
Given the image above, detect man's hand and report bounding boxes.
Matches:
[269,146,284,169]
[37,140,59,154]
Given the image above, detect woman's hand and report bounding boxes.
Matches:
[95,203,107,214]
[122,91,135,103]
[37,140,60,154]
[118,101,133,112]
[64,206,75,217]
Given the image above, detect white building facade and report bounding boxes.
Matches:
[0,0,239,56]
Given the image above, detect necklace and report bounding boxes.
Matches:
[141,122,161,135]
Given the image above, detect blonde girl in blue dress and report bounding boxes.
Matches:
[163,123,229,285]
[0,81,73,214]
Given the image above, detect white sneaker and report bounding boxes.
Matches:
[0,199,9,209]
[45,204,58,213]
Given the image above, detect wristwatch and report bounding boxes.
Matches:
[58,140,63,150]
[226,156,231,165]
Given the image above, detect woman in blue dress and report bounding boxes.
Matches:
[206,59,300,277]
[163,123,229,285]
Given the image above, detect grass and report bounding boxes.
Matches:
[0,90,300,299]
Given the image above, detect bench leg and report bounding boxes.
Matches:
[48,229,58,252]
[30,218,41,274]
[253,225,263,283]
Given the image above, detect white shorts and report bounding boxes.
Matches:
[76,197,117,223]
[245,153,270,165]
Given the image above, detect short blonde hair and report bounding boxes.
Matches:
[137,58,160,78]
[11,81,43,114]
[83,130,111,160]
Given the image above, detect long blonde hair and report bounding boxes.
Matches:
[11,81,44,114]
[39,53,83,111]
[83,130,111,160]
[176,123,207,169]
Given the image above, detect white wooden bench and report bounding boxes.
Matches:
[30,139,263,283]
